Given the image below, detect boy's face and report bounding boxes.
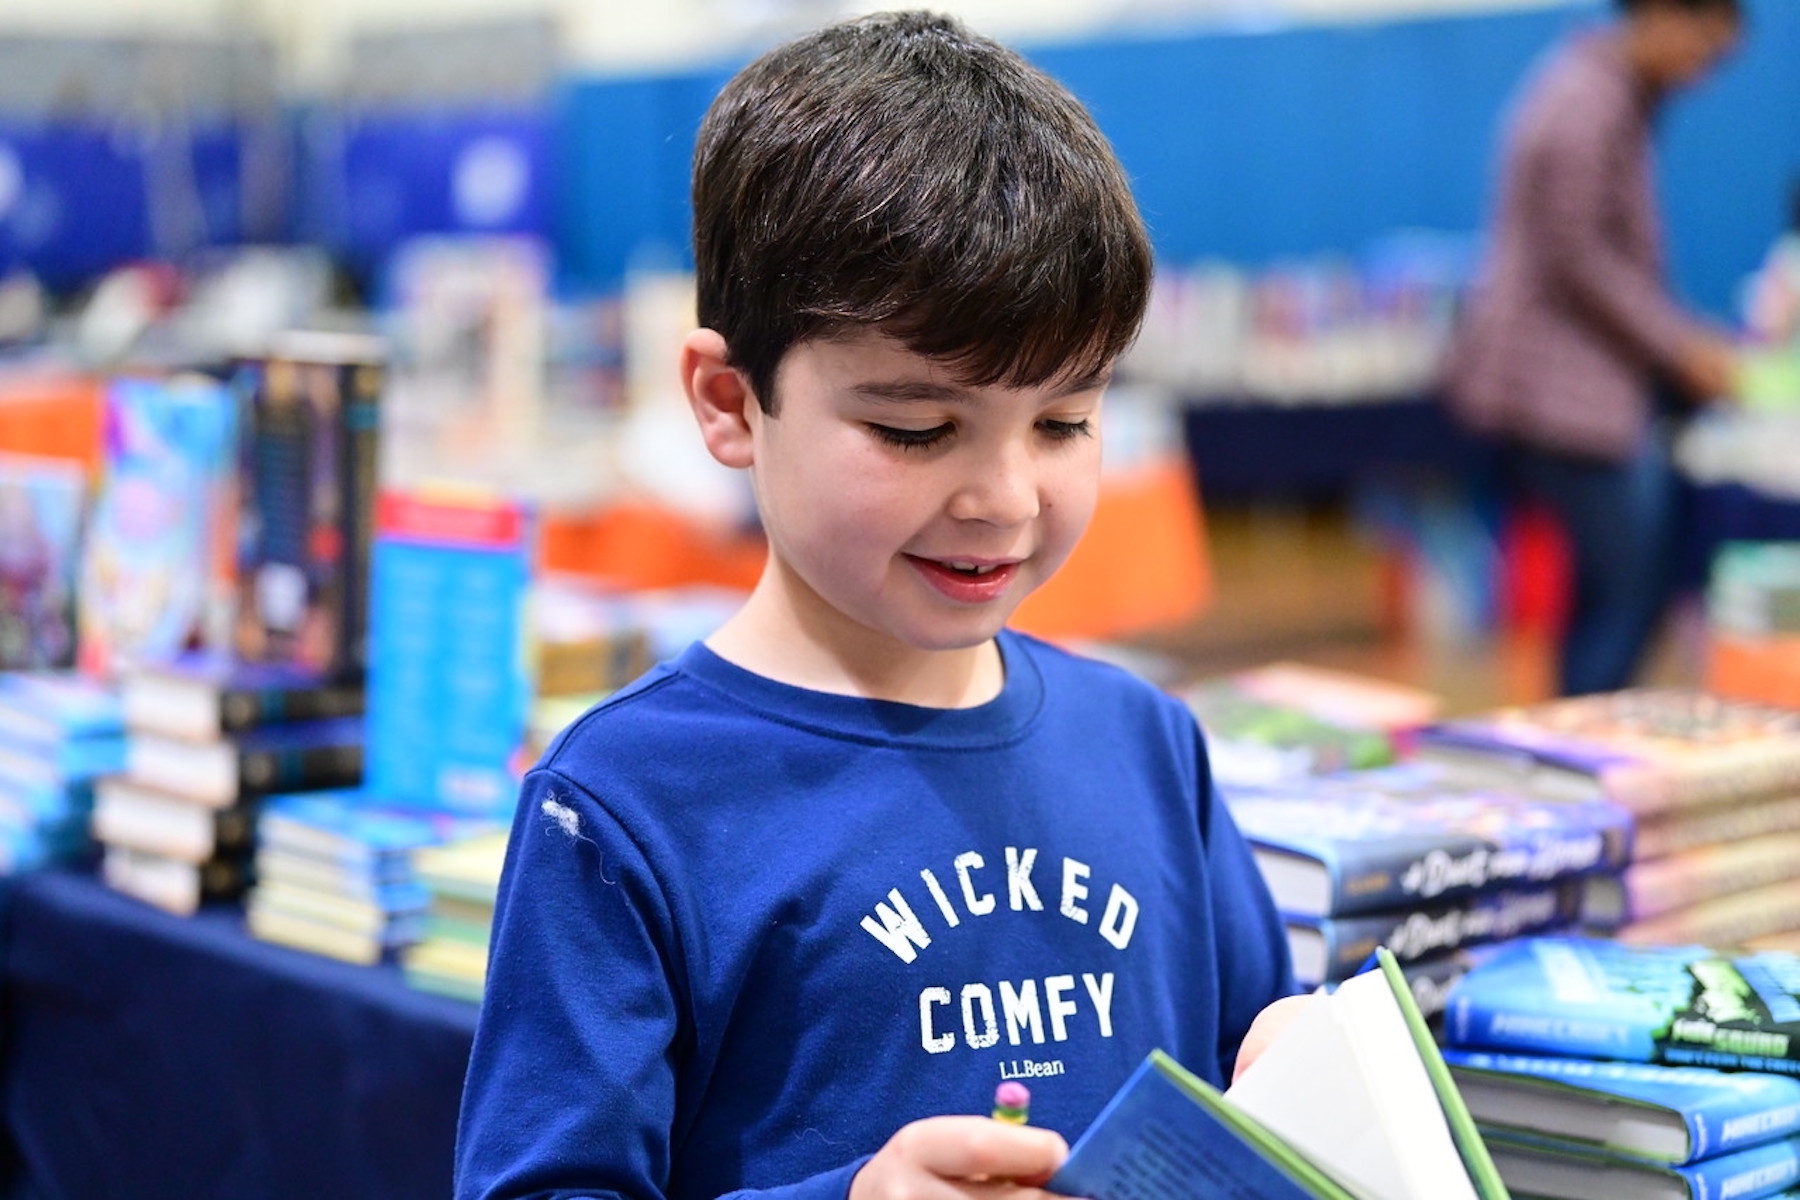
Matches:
[746,330,1107,661]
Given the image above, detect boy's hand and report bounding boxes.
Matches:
[1232,993,1319,1084]
[851,1116,1070,1200]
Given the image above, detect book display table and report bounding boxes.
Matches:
[0,869,477,1200]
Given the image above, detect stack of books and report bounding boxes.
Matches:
[0,671,125,873]
[402,828,510,1003]
[1705,542,1800,708]
[93,655,365,915]
[1181,661,1441,790]
[1440,936,1800,1200]
[1223,757,1632,1013]
[1419,689,1800,949]
[246,790,490,965]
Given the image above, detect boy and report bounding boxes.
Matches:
[455,12,1298,1200]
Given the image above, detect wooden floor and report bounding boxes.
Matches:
[1127,501,1704,716]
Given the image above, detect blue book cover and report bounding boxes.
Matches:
[364,491,535,818]
[1484,1127,1800,1200]
[258,789,488,868]
[1444,937,1800,1075]
[1225,760,1633,918]
[0,670,123,744]
[1049,1052,1358,1200]
[1288,880,1583,986]
[1445,1050,1800,1165]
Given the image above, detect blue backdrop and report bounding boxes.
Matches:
[555,0,1800,320]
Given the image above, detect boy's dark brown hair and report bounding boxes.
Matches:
[692,10,1153,412]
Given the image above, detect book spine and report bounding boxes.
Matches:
[1331,822,1628,916]
[1447,993,1661,1062]
[217,682,366,735]
[1311,883,1582,981]
[1681,1136,1800,1200]
[239,743,364,797]
[1695,1092,1800,1161]
[336,361,381,681]
[1605,744,1800,817]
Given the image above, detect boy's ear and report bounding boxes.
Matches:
[681,328,757,470]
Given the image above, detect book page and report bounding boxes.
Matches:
[1227,970,1479,1200]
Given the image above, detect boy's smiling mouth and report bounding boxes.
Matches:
[906,555,1022,602]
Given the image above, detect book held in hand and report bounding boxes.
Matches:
[1049,949,1510,1200]
[1443,1049,1800,1165]
[1444,936,1800,1075]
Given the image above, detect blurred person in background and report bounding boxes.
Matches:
[1442,0,1743,696]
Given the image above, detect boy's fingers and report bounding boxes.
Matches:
[898,1116,1069,1182]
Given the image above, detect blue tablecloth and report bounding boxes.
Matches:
[0,869,478,1200]
[1180,396,1484,501]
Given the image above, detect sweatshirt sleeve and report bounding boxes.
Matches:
[1191,732,1300,1084]
[453,768,871,1200]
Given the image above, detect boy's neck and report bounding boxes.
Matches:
[703,575,1006,709]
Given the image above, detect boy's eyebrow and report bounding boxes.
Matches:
[850,371,1112,404]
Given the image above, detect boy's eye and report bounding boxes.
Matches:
[867,423,954,450]
[1039,418,1093,441]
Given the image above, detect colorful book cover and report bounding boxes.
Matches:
[122,653,365,740]
[364,489,536,818]
[232,345,381,679]
[1289,880,1583,986]
[1224,760,1632,918]
[1185,678,1396,788]
[0,453,85,671]
[1420,689,1800,817]
[1483,1128,1800,1200]
[1444,1049,1800,1165]
[78,375,238,677]
[1444,937,1800,1075]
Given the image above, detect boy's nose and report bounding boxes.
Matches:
[947,449,1040,527]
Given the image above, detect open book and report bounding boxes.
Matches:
[1050,948,1509,1200]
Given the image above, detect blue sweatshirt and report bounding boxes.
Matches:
[456,630,1295,1200]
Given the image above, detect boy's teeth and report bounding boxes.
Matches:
[947,561,995,575]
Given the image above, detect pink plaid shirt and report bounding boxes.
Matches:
[1441,30,1700,462]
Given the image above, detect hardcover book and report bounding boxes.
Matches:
[0,670,123,745]
[101,843,247,916]
[120,654,365,741]
[232,336,382,677]
[1483,1129,1800,1200]
[1582,833,1800,927]
[91,775,255,865]
[0,452,85,670]
[1288,880,1583,987]
[1419,689,1800,817]
[1444,937,1800,1075]
[78,374,239,677]
[1443,1049,1800,1165]
[124,715,364,808]
[1224,760,1632,919]
[1050,949,1509,1200]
